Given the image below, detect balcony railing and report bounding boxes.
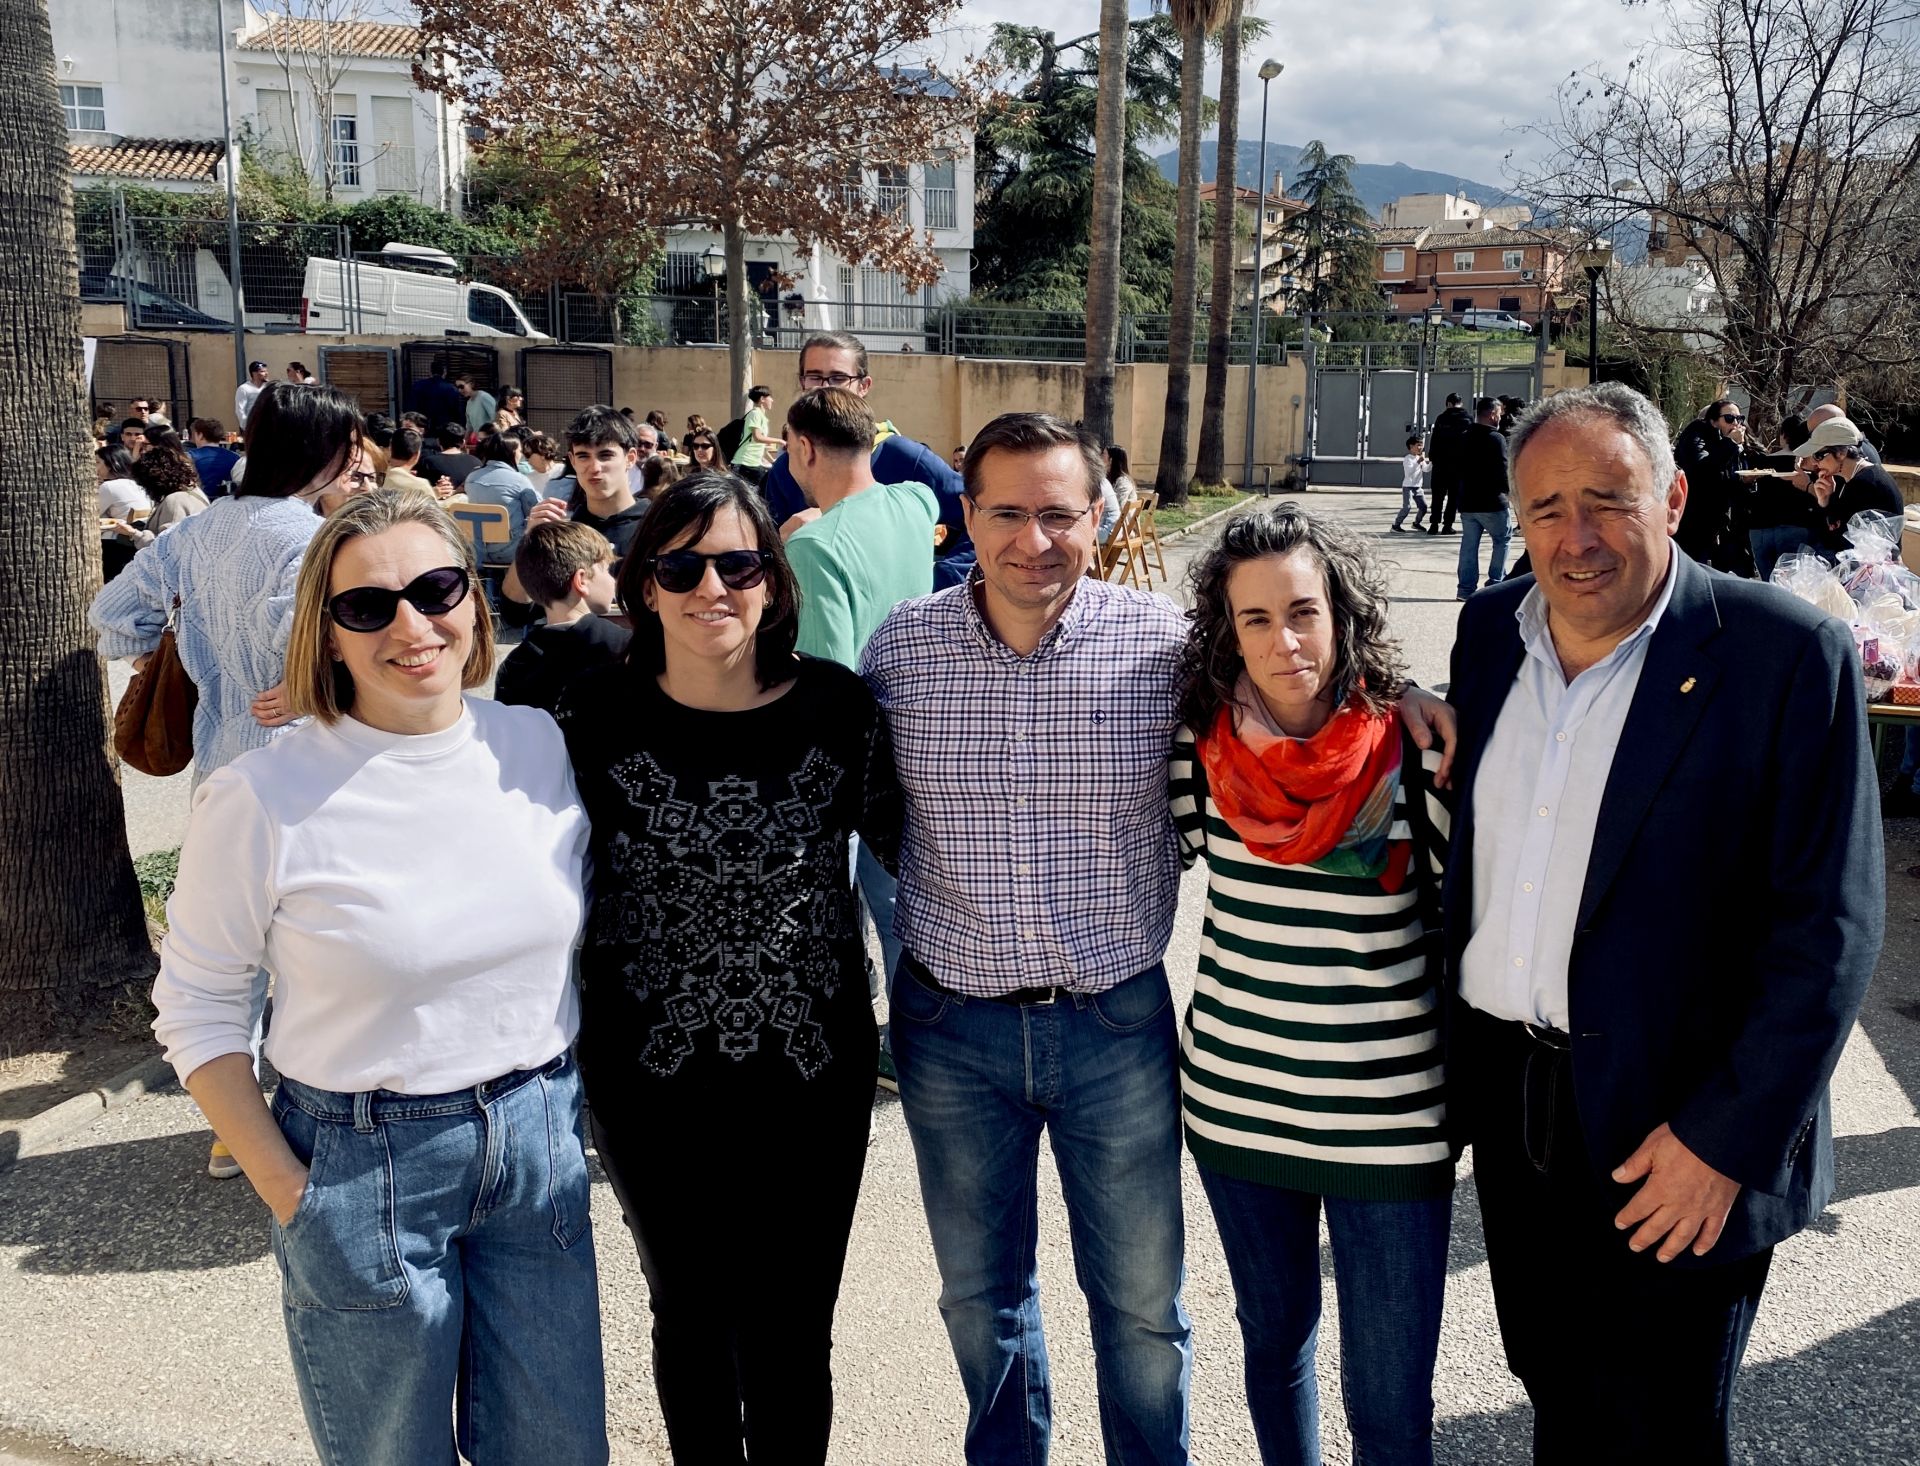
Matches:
[876,183,910,218]
[926,186,957,230]
[840,184,868,210]
[374,144,419,196]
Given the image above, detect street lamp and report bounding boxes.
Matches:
[703,244,726,345]
[1419,301,1446,427]
[1243,58,1284,493]
[1583,262,1606,383]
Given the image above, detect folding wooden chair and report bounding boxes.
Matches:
[1135,491,1168,582]
[1099,498,1142,584]
[446,502,513,613]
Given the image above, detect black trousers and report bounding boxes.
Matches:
[1455,1004,1772,1465]
[589,1051,875,1466]
[1427,473,1457,531]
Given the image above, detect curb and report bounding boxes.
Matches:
[1159,497,1257,546]
[0,1054,175,1175]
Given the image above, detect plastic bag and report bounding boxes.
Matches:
[1771,553,1854,622]
[1837,510,1920,612]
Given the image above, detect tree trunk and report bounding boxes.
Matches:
[1081,0,1130,444]
[1194,0,1243,489]
[1153,21,1208,506]
[725,219,752,420]
[0,0,155,1043]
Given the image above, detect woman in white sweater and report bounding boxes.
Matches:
[150,491,607,1466]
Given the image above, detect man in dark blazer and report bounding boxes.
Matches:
[1443,382,1883,1463]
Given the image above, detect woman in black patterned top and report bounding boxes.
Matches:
[556,472,900,1464]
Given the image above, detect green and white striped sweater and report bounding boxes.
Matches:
[1171,724,1455,1202]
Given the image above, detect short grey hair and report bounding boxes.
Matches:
[1507,382,1677,500]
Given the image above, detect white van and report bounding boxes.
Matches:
[300,244,548,339]
[1458,308,1532,334]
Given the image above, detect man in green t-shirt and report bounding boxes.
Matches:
[782,386,938,1089]
[782,388,938,666]
[729,385,783,486]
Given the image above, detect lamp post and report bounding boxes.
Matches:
[1584,262,1605,383]
[703,244,726,345]
[1243,58,1284,493]
[216,18,247,393]
[1419,301,1445,429]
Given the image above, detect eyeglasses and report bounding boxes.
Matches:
[1719,413,1745,424]
[636,439,657,454]
[649,548,773,594]
[342,469,378,490]
[327,566,471,632]
[800,372,864,389]
[967,498,1098,537]
[691,440,717,453]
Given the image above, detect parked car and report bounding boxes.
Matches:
[1458,309,1533,335]
[77,269,231,329]
[300,244,548,339]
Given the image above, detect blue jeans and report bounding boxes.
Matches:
[1392,481,1428,529]
[890,958,1192,1465]
[1750,525,1808,583]
[1457,510,1511,598]
[269,1054,608,1466]
[1199,1167,1451,1466]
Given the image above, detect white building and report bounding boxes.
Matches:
[659,148,975,354]
[1614,257,1724,348]
[50,2,466,209]
[1377,191,1532,231]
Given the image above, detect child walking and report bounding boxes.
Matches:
[1392,434,1429,532]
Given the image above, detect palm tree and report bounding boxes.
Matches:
[0,0,154,1040]
[1081,0,1131,443]
[1152,0,1235,507]
[1192,0,1245,491]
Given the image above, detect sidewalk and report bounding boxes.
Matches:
[14,488,1919,1463]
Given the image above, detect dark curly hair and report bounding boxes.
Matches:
[1178,502,1405,732]
[131,443,201,499]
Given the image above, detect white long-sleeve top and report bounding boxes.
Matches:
[152,697,590,1095]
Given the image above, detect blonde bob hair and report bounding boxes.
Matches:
[285,489,495,723]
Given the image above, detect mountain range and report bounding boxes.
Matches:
[1154,140,1529,217]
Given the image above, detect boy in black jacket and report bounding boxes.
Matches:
[494,522,631,714]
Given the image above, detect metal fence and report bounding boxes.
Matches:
[76,192,351,332]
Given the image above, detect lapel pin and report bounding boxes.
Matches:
[1679,677,1696,694]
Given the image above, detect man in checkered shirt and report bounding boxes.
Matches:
[860,413,1192,1462]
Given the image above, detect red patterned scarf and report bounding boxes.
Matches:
[1195,677,1410,890]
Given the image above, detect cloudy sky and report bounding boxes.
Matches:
[935,0,1660,190]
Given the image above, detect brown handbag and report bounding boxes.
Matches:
[113,597,197,777]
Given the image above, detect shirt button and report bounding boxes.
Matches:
[1523,881,1535,893]
[1555,732,1568,743]
[1015,732,1027,742]
[1017,863,1031,876]
[1513,956,1526,968]
[1021,931,1035,941]
[1537,806,1550,817]
[1015,796,1028,806]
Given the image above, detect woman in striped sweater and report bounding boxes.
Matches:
[1172,504,1454,1466]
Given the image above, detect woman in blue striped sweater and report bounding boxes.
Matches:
[1172,504,1454,1466]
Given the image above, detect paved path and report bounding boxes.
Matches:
[28,489,1919,1463]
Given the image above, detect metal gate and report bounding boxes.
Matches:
[516,347,614,439]
[398,341,500,417]
[1305,319,1545,487]
[318,345,399,419]
[90,336,193,429]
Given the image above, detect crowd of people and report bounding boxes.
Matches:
[89,351,1889,1466]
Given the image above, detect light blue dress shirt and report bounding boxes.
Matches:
[1460,553,1678,1029]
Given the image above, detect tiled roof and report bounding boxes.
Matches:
[238,18,420,59]
[1373,227,1429,245]
[70,139,223,182]
[1422,225,1581,249]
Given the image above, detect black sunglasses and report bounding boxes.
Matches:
[1720,413,1745,423]
[649,549,772,594]
[328,566,471,632]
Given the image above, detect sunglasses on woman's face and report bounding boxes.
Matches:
[649,549,772,594]
[327,566,471,632]
[692,440,716,452]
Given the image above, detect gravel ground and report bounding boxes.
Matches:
[25,489,1916,1464]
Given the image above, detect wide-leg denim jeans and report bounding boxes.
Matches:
[890,957,1192,1466]
[269,1052,608,1466]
